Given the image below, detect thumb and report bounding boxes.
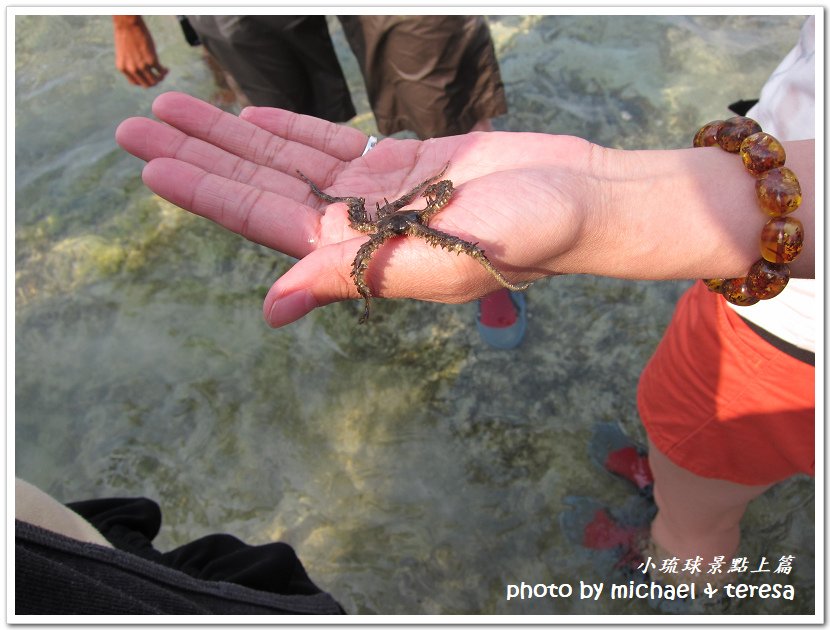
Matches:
[263,241,362,328]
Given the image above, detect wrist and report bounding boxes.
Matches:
[586,140,813,282]
[113,15,144,30]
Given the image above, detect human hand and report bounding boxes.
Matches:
[113,16,169,88]
[116,92,599,327]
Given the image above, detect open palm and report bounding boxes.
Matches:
[116,92,593,326]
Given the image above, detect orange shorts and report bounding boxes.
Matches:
[638,281,815,485]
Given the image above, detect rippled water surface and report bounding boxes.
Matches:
[14,13,814,615]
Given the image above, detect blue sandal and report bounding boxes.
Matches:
[589,422,654,500]
[476,291,527,349]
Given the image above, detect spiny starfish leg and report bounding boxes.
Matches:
[375,162,450,219]
[406,223,531,292]
[418,180,454,222]
[297,161,527,323]
[350,232,393,324]
[296,170,372,229]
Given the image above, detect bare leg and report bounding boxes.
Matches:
[648,439,773,565]
[201,48,250,109]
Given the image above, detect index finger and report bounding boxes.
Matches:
[239,104,370,162]
[151,92,368,177]
[115,115,325,208]
[142,157,323,258]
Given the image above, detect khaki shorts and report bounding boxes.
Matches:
[187,16,508,137]
[339,16,508,138]
[638,281,814,485]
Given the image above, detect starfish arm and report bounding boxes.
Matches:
[374,198,394,220]
[376,162,451,218]
[351,231,394,323]
[296,170,372,230]
[407,223,531,292]
[417,180,454,223]
[347,202,374,231]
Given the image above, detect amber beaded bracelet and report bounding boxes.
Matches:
[693,116,804,306]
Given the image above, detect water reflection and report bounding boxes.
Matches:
[14,14,813,614]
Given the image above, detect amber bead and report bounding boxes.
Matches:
[693,121,725,148]
[745,259,790,300]
[720,278,760,306]
[717,116,762,153]
[760,217,804,263]
[703,278,727,293]
[692,117,803,306]
[755,167,802,217]
[740,132,786,176]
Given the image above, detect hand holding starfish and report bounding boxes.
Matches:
[297,163,530,323]
[115,92,586,326]
[115,92,814,327]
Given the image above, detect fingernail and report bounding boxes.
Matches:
[266,289,317,328]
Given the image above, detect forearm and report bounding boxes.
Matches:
[564,139,815,282]
[113,15,144,30]
[112,15,167,87]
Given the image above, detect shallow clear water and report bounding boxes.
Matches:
[14,13,814,615]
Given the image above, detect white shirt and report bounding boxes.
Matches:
[727,16,816,352]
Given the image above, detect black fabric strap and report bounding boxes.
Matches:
[728,98,760,116]
[15,520,344,615]
[738,315,815,366]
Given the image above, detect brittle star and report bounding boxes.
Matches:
[297,162,531,323]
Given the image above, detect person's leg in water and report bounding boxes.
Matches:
[471,118,528,348]
[647,441,773,578]
[472,114,530,347]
